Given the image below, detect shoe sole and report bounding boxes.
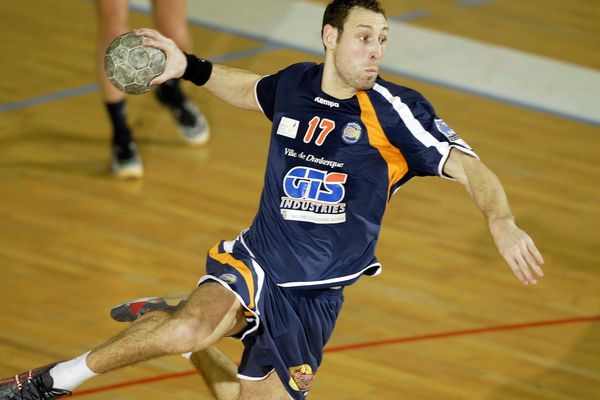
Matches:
[111,164,144,179]
[179,112,210,145]
[110,295,188,322]
[181,125,210,145]
[160,100,210,145]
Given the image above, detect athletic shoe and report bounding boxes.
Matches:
[111,140,143,178]
[156,87,210,145]
[110,295,188,322]
[0,363,70,399]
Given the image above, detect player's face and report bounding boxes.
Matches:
[333,8,388,91]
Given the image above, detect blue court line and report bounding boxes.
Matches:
[458,0,495,8]
[390,10,429,22]
[130,3,303,48]
[377,65,600,127]
[251,38,600,127]
[128,1,600,127]
[0,84,98,113]
[390,0,492,21]
[0,1,484,115]
[2,1,597,127]
[0,44,276,114]
[209,43,281,64]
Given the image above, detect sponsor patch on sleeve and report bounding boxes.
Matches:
[434,119,472,149]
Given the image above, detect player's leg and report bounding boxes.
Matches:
[151,0,210,145]
[0,283,246,399]
[189,340,290,400]
[188,348,292,400]
[189,348,240,400]
[96,0,143,178]
[97,290,289,400]
[87,283,245,373]
[109,295,241,400]
[238,374,291,400]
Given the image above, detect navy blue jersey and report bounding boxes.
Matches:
[245,63,476,289]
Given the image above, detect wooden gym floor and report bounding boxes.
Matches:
[0,1,598,399]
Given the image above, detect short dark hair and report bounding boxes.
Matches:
[321,0,386,38]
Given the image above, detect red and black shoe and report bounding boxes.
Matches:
[0,363,70,399]
[110,295,188,322]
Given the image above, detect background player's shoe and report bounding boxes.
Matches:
[111,140,143,178]
[156,87,210,145]
[110,295,188,322]
[0,363,70,399]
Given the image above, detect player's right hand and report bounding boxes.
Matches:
[133,28,187,85]
[490,219,545,285]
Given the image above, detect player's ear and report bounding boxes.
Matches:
[322,24,338,50]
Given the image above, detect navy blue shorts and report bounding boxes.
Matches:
[198,233,344,399]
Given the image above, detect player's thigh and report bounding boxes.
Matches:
[239,373,291,400]
[174,282,248,341]
[151,0,192,51]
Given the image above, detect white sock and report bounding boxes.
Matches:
[49,352,98,391]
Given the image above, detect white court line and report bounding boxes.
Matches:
[131,0,600,125]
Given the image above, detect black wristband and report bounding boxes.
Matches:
[182,53,213,86]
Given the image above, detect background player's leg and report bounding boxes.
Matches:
[152,0,192,52]
[97,0,130,103]
[96,0,142,178]
[151,0,210,145]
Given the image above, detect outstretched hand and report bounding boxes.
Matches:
[134,28,187,85]
[490,219,544,285]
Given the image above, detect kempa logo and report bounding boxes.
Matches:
[314,97,339,108]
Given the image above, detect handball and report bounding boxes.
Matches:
[104,32,166,94]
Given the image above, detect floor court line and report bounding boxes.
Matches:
[4,1,599,127]
[174,0,600,126]
[0,44,276,114]
[458,0,495,8]
[0,84,99,114]
[70,314,600,397]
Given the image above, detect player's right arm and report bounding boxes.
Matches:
[204,65,262,111]
[443,150,545,285]
[135,28,262,112]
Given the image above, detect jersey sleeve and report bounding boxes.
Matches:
[411,98,478,178]
[255,72,280,121]
[381,88,478,180]
[255,63,315,121]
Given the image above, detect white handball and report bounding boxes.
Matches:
[104,32,166,95]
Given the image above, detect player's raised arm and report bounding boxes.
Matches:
[443,149,545,285]
[135,28,262,111]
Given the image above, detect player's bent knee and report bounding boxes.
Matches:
[158,317,213,354]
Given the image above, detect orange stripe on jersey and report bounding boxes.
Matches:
[209,243,255,309]
[357,91,409,200]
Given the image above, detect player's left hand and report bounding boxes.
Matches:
[133,28,187,85]
[490,219,544,285]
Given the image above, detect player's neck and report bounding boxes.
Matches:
[322,62,357,100]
